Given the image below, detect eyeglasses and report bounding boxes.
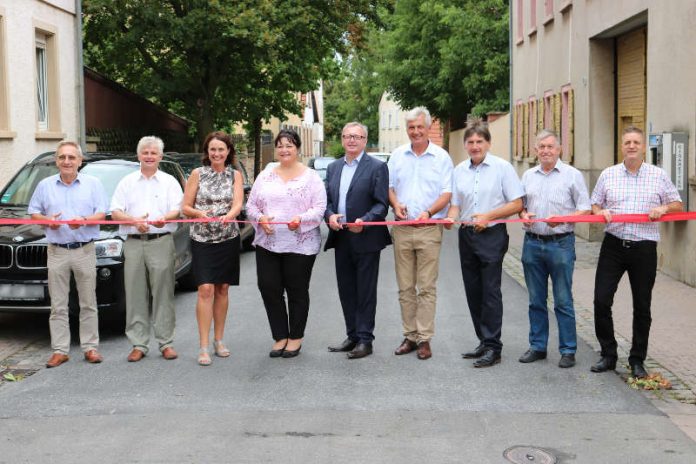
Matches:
[342,134,366,141]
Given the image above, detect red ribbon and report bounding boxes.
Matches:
[1,212,694,227]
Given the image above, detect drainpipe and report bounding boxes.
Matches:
[508,0,513,163]
[75,0,86,151]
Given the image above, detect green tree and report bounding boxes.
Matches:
[380,0,509,132]
[83,0,385,173]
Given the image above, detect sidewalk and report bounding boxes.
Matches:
[504,221,696,440]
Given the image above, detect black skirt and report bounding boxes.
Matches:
[191,236,240,286]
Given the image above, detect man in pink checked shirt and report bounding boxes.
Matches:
[590,126,682,379]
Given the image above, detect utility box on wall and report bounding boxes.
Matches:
[650,132,689,210]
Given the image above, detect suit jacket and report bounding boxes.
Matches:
[324,153,392,253]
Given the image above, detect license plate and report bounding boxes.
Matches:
[0,284,45,301]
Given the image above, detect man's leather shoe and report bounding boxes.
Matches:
[631,363,648,379]
[473,349,501,368]
[558,354,576,368]
[328,338,357,352]
[462,343,486,359]
[416,341,432,360]
[84,349,103,364]
[347,342,373,359]
[127,348,145,362]
[394,338,417,355]
[518,349,547,363]
[46,353,69,368]
[590,356,616,372]
[161,347,178,360]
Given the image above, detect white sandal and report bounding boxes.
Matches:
[213,340,231,358]
[198,347,212,366]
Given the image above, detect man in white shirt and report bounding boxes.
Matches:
[388,107,453,360]
[111,136,183,362]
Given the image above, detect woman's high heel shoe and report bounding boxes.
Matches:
[282,345,302,358]
[213,340,231,358]
[269,341,287,358]
[198,347,212,366]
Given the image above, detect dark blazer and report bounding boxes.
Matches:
[324,153,392,253]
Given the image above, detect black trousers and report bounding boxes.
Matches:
[593,233,657,365]
[458,224,509,353]
[256,246,317,340]
[334,231,381,344]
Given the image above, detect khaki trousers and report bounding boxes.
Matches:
[47,242,99,354]
[124,235,176,354]
[392,224,443,343]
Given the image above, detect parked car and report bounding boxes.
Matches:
[308,156,335,180]
[165,152,255,250]
[369,152,390,163]
[0,152,195,325]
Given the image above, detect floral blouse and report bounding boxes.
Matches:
[246,167,327,255]
[190,166,239,243]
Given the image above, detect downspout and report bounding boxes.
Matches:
[75,0,86,151]
[508,0,513,162]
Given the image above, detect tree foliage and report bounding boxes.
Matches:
[83,0,385,150]
[380,0,509,129]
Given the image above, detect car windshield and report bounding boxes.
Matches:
[0,164,58,206]
[80,163,138,201]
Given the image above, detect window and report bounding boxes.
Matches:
[513,100,525,160]
[394,110,399,129]
[544,0,554,25]
[388,112,392,129]
[529,0,537,35]
[0,10,11,138]
[516,0,524,44]
[381,111,386,129]
[33,24,61,138]
[528,97,537,158]
[35,34,48,131]
[543,91,554,129]
[561,85,574,163]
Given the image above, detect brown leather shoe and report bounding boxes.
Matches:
[394,338,418,355]
[46,353,69,368]
[417,341,432,360]
[161,347,178,360]
[84,349,103,364]
[127,348,145,362]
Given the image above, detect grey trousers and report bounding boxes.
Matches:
[47,242,99,354]
[124,234,176,354]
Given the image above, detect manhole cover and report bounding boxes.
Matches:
[503,446,557,464]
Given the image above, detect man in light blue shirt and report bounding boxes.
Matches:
[445,122,524,368]
[519,130,591,369]
[388,107,453,360]
[28,141,108,368]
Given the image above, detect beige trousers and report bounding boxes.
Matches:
[392,225,443,343]
[47,242,99,354]
[124,235,176,354]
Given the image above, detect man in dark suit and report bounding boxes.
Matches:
[325,122,392,359]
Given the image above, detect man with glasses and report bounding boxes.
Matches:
[388,107,453,360]
[29,141,108,368]
[325,122,391,359]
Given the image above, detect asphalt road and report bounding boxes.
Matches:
[1,228,695,463]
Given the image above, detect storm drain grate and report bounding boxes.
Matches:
[503,446,557,464]
[0,368,39,384]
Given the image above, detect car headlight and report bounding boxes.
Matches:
[95,239,123,259]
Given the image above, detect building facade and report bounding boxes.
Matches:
[511,0,696,285]
[0,0,80,186]
[378,92,444,154]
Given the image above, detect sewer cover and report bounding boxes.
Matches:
[503,446,557,464]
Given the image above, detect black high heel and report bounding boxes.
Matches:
[269,341,287,358]
[282,345,302,358]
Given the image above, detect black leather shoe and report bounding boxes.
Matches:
[473,349,501,368]
[462,343,486,359]
[347,342,373,359]
[518,349,547,363]
[328,338,357,352]
[282,345,302,358]
[269,348,285,358]
[631,363,648,379]
[558,354,576,368]
[590,356,617,372]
